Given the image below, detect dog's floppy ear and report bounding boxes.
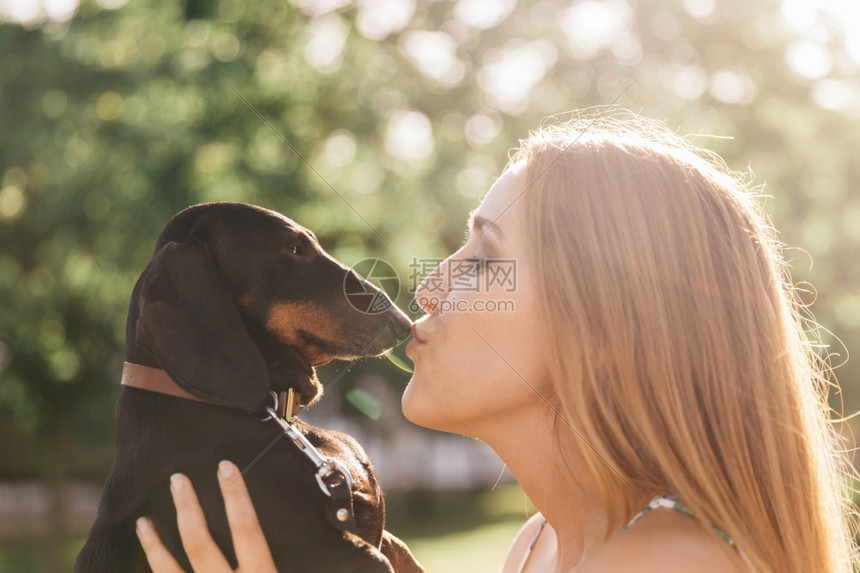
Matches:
[135,240,270,409]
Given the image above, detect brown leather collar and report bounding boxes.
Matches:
[121,362,222,405]
[120,361,300,419]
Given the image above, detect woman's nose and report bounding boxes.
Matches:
[413,261,449,315]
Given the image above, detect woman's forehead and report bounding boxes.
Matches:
[473,164,527,226]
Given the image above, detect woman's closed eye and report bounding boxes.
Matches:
[465,256,489,275]
[445,256,488,290]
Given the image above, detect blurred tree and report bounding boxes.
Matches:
[0,0,858,568]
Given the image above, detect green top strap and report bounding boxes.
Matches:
[621,494,735,547]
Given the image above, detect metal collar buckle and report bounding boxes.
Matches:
[259,389,301,422]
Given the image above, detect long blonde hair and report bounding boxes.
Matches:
[516,111,858,572]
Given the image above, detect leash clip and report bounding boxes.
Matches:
[263,399,358,533]
[315,458,353,496]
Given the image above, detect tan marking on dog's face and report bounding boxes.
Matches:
[266,301,344,365]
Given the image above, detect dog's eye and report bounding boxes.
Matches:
[289,244,305,256]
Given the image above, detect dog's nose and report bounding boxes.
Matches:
[385,303,413,339]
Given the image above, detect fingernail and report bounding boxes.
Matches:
[170,473,184,493]
[136,517,150,534]
[218,460,236,479]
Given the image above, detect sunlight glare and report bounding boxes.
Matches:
[477,40,557,114]
[304,15,347,71]
[0,0,79,24]
[356,0,415,41]
[385,111,434,164]
[454,0,516,30]
[785,40,833,79]
[402,30,464,86]
[560,0,633,60]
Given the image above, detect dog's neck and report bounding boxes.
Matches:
[120,362,301,419]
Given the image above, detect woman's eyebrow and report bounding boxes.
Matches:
[468,210,505,241]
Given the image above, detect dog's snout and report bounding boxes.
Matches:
[343,269,407,318]
[342,267,413,351]
[343,269,366,296]
[385,303,413,339]
[375,317,412,352]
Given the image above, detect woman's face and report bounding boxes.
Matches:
[402,163,551,436]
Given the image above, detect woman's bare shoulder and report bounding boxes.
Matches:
[501,512,550,573]
[576,510,746,573]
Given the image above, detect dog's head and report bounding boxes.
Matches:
[128,202,412,410]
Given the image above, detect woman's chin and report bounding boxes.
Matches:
[400,377,422,424]
[401,376,441,429]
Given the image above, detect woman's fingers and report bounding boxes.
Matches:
[137,465,276,573]
[136,517,186,573]
[217,460,278,572]
[170,473,234,572]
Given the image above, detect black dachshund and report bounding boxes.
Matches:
[75,202,423,572]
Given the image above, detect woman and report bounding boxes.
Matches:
[137,111,858,572]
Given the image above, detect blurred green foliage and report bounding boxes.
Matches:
[0,0,858,569]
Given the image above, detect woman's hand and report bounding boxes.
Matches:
[136,460,277,572]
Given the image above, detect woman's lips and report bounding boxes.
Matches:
[406,320,433,356]
[410,323,428,344]
[412,316,438,342]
